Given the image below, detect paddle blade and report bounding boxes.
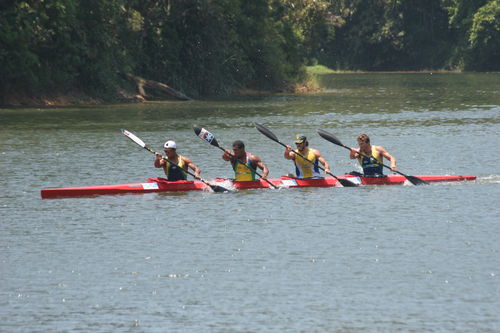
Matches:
[122,129,146,148]
[404,175,430,185]
[338,178,358,187]
[209,184,232,193]
[254,122,279,143]
[193,125,220,148]
[317,129,345,148]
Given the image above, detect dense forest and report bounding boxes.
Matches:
[1,0,499,103]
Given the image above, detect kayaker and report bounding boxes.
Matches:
[349,133,397,176]
[155,140,201,181]
[222,140,269,181]
[284,135,331,179]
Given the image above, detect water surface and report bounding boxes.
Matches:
[1,73,499,332]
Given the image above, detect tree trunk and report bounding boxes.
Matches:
[126,73,192,101]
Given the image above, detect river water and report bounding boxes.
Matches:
[1,73,499,332]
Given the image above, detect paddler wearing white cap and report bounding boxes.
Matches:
[154,140,201,181]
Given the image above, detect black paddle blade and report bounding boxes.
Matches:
[404,175,430,185]
[317,129,345,147]
[254,122,280,142]
[193,125,220,147]
[338,178,358,187]
[210,184,232,193]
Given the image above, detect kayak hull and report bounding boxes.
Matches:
[41,174,476,199]
[347,174,477,185]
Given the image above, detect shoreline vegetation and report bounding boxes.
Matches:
[1,1,498,108]
[2,68,498,108]
[0,65,322,107]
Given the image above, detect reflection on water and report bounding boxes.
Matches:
[1,73,499,332]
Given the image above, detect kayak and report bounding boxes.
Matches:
[40,174,476,199]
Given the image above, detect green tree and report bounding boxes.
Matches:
[468,0,500,70]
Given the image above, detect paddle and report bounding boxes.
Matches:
[193,125,278,189]
[317,129,429,185]
[121,129,232,193]
[253,122,358,187]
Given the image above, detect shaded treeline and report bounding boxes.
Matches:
[0,0,498,100]
[307,0,499,71]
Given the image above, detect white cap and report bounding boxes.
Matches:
[164,140,176,149]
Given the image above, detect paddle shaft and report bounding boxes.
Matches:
[142,146,200,178]
[253,123,362,187]
[337,141,414,178]
[274,139,340,178]
[151,147,233,192]
[316,129,429,185]
[326,136,428,185]
[122,128,231,192]
[216,145,278,189]
[193,125,277,188]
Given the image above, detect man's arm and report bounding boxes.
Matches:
[377,146,397,171]
[183,156,201,179]
[349,148,359,159]
[284,145,295,160]
[222,149,234,162]
[252,155,269,179]
[154,153,165,168]
[315,149,331,174]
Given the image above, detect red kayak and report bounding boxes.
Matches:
[40,174,476,199]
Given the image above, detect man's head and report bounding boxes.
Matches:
[163,140,177,157]
[294,134,308,148]
[357,134,370,146]
[232,140,246,157]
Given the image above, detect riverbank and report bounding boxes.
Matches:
[1,86,316,108]
[2,68,494,108]
[0,91,105,108]
[0,65,326,107]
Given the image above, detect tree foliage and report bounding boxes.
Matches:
[468,0,500,70]
[0,0,498,100]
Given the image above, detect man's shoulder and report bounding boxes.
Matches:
[249,152,260,161]
[310,147,321,155]
[181,155,192,162]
